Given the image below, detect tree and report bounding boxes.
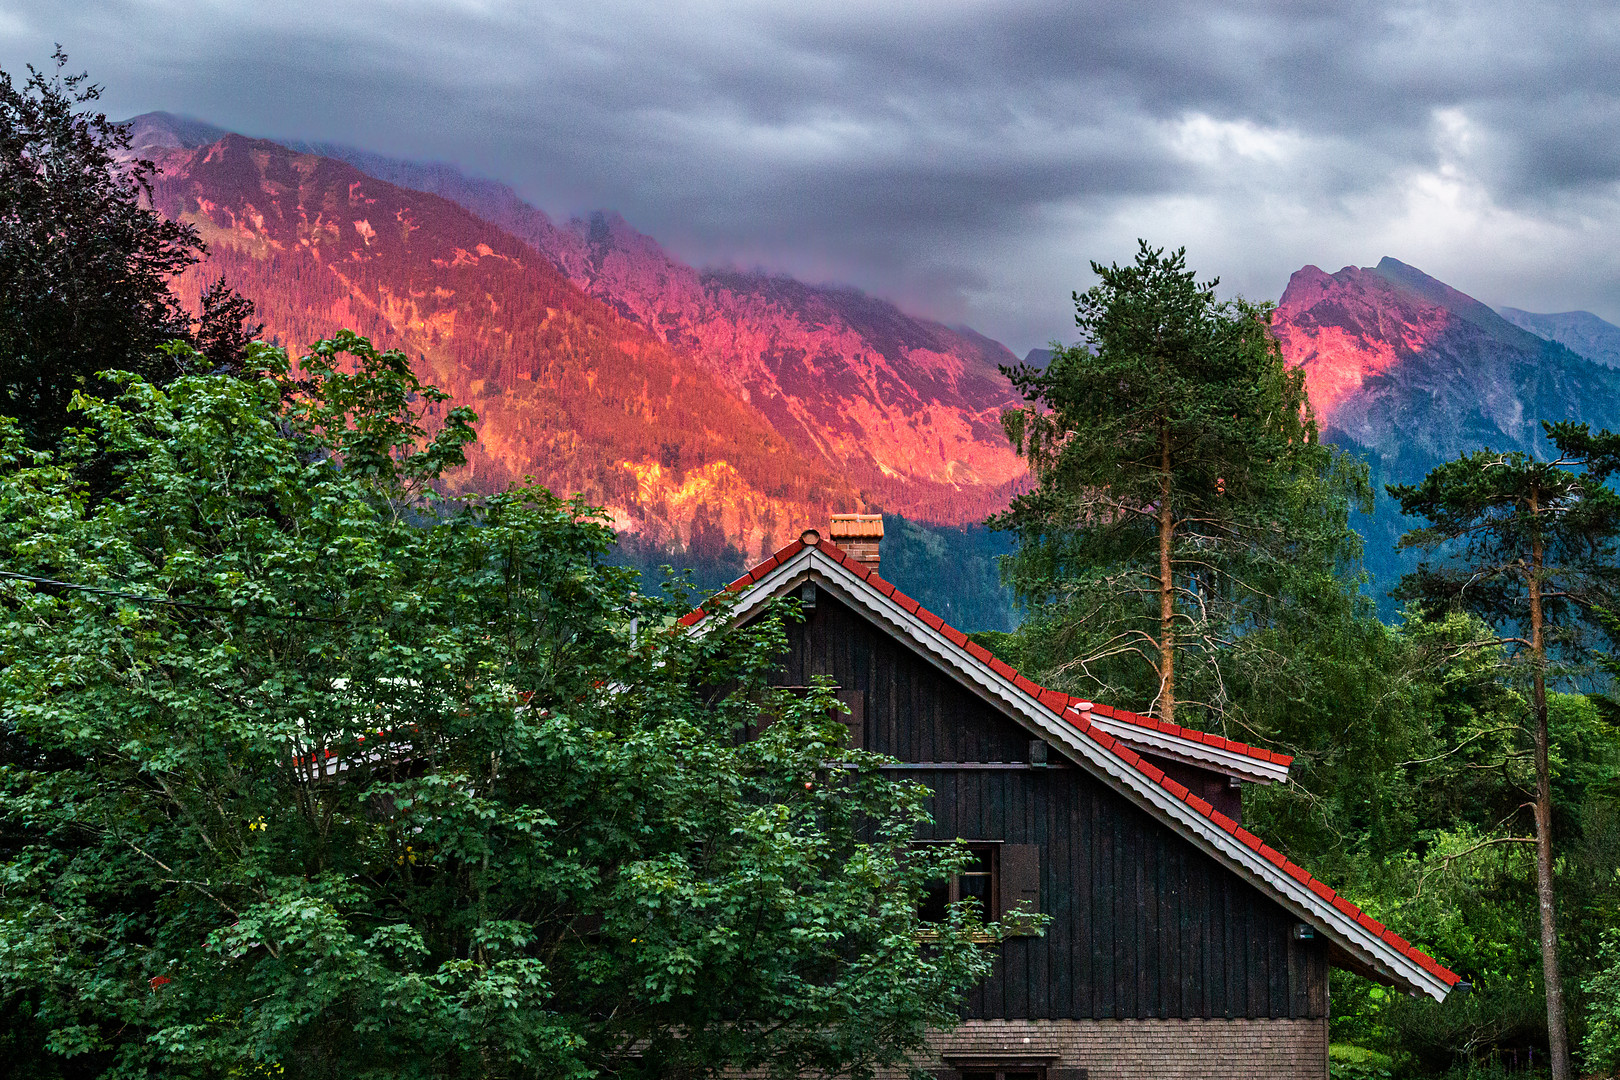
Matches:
[1389,422,1620,1080]
[0,333,999,1079]
[0,49,208,447]
[192,275,265,375]
[994,241,1366,726]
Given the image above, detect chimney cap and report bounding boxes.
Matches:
[829,513,884,540]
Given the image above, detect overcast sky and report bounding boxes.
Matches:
[4,0,1619,355]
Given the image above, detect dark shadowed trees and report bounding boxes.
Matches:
[0,50,204,447]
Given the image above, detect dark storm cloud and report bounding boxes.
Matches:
[3,0,1619,351]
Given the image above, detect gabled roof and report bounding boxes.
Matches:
[683,532,1461,1002]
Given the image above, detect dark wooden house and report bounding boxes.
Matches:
[687,516,1460,1080]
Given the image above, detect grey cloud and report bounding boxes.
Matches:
[3,0,1620,353]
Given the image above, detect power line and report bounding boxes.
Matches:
[0,569,349,623]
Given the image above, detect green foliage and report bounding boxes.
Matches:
[1329,1042,1395,1080]
[1389,423,1620,1079]
[1585,930,1620,1076]
[0,335,999,1079]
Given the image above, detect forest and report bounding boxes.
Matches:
[0,53,1617,1080]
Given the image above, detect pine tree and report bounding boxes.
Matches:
[1390,421,1620,1080]
[995,242,1364,725]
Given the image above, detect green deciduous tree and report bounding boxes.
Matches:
[0,333,997,1079]
[994,241,1368,728]
[1390,422,1620,1080]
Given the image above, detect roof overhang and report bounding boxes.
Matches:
[1085,713,1292,785]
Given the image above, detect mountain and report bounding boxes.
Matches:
[1497,307,1620,368]
[1272,257,1620,469]
[140,130,867,561]
[296,142,1027,524]
[1271,257,1620,607]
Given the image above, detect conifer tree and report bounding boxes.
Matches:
[995,242,1362,725]
[1390,421,1620,1080]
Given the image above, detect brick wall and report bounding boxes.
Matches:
[882,1017,1329,1080]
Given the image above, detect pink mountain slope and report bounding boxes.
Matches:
[304,144,1030,525]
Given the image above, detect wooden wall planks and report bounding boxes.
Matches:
[769,591,1329,1021]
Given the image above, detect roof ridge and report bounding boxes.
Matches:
[685,535,1458,989]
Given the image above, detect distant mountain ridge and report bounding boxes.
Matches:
[296,139,1027,524]
[138,128,867,560]
[1497,307,1620,368]
[124,113,1032,570]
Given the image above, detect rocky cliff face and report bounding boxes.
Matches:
[302,144,1028,524]
[142,131,866,560]
[1272,257,1620,474]
[1271,257,1620,607]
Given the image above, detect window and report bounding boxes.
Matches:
[942,1065,1084,1080]
[917,842,1042,936]
[920,843,998,924]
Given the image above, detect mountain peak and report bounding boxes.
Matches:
[120,111,231,155]
[1369,256,1526,342]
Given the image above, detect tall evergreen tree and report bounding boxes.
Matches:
[1390,421,1620,1080]
[994,241,1365,726]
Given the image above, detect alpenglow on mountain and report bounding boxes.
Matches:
[1268,256,1620,603]
[127,113,1026,569]
[126,113,1620,614]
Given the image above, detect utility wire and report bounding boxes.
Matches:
[0,569,349,624]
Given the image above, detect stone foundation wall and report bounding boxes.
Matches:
[881,1017,1329,1080]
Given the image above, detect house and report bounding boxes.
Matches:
[682,515,1461,1080]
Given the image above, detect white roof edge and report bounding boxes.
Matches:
[1087,715,1291,784]
[723,546,1454,1003]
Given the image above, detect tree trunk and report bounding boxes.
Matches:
[1528,494,1573,1080]
[1157,425,1175,723]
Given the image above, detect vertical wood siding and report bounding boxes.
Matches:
[770,591,1329,1021]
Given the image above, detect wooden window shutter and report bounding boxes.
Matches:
[835,688,865,750]
[998,843,1040,935]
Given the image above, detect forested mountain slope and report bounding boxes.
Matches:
[140,130,866,560]
[293,140,1028,524]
